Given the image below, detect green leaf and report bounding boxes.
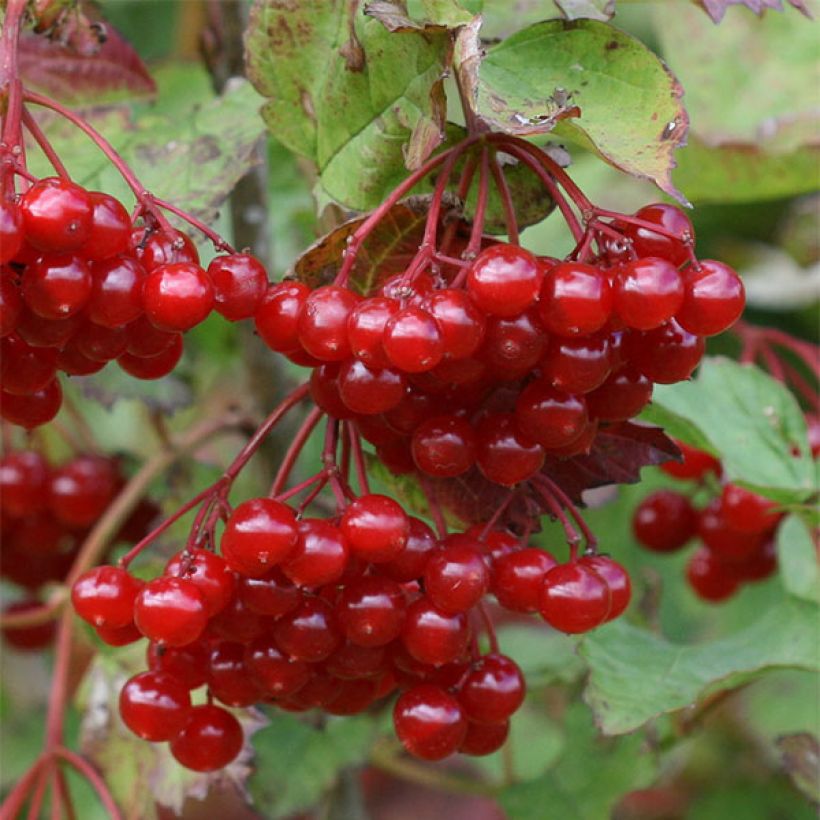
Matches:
[642,358,815,503]
[459,19,689,201]
[494,624,585,685]
[777,515,820,604]
[246,1,449,210]
[250,712,377,818]
[498,704,657,820]
[580,596,820,735]
[658,3,820,203]
[685,780,817,820]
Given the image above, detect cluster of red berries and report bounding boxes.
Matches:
[0,446,156,649]
[0,177,269,428]
[70,490,631,769]
[632,442,786,602]
[255,204,744,486]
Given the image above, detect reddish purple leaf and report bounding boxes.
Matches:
[18,24,156,104]
[695,0,812,22]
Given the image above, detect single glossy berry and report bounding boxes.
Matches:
[621,203,693,267]
[236,569,300,618]
[492,548,557,613]
[632,490,698,552]
[383,306,444,373]
[482,309,548,380]
[14,306,82,348]
[676,260,744,336]
[720,484,780,535]
[83,192,131,260]
[337,576,407,647]
[539,262,613,337]
[117,335,184,379]
[459,653,525,724]
[394,684,468,761]
[57,343,107,376]
[20,177,93,252]
[686,547,739,602]
[0,450,49,518]
[207,253,267,320]
[411,415,476,478]
[142,262,214,331]
[72,320,129,363]
[309,362,355,418]
[660,440,722,480]
[540,333,612,394]
[95,621,142,646]
[347,297,399,368]
[340,494,409,562]
[298,285,359,361]
[221,497,299,578]
[614,257,684,330]
[539,562,611,633]
[2,600,57,651]
[124,315,179,357]
[381,517,438,583]
[467,244,540,317]
[338,358,405,414]
[72,566,143,628]
[1,334,58,395]
[0,380,63,428]
[49,455,120,529]
[170,705,243,772]
[119,670,191,741]
[736,539,778,583]
[245,636,311,698]
[134,576,208,646]
[459,720,510,756]
[255,281,311,353]
[147,640,209,689]
[165,548,236,617]
[514,381,588,449]
[586,367,653,422]
[134,227,199,271]
[383,388,437,434]
[580,555,631,621]
[85,256,145,328]
[0,273,22,337]
[22,254,92,319]
[402,597,469,666]
[206,641,264,707]
[208,595,268,644]
[424,541,489,614]
[283,519,349,587]
[476,412,545,486]
[0,200,23,263]
[273,597,341,662]
[625,320,704,384]
[697,499,764,562]
[424,289,486,359]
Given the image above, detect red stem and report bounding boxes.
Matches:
[0,755,47,820]
[438,151,478,259]
[531,480,581,559]
[21,107,71,179]
[463,147,490,260]
[488,150,519,245]
[151,195,235,253]
[269,406,325,498]
[275,471,326,504]
[538,474,597,550]
[45,612,74,748]
[346,421,370,495]
[54,749,123,820]
[477,602,499,653]
[52,766,75,820]
[322,418,349,510]
[27,765,50,820]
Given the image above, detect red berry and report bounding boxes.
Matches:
[0,450,49,517]
[22,254,92,319]
[458,653,525,724]
[625,320,704,384]
[539,262,613,337]
[0,380,63,428]
[580,555,631,621]
[117,335,184,379]
[1,334,58,395]
[207,641,265,707]
[383,306,444,373]
[254,281,311,353]
[467,244,540,317]
[20,177,92,252]
[676,260,744,336]
[73,321,129,362]
[124,315,179,357]
[337,576,407,647]
[95,621,142,646]
[273,597,341,662]
[539,562,611,633]
[165,548,236,617]
[83,192,131,260]
[282,519,349,587]
[119,670,191,741]
[87,256,146,328]
[720,484,780,535]
[2,600,56,651]
[236,569,300,618]
[71,566,143,628]
[492,547,557,613]
[586,367,653,422]
[208,595,268,644]
[347,297,399,368]
[0,200,23,263]
[459,719,509,756]
[57,343,107,376]
[142,262,214,331]
[424,541,489,614]
[632,490,698,553]
[147,639,209,689]
[540,333,612,394]
[170,704,243,772]
[475,412,544,486]
[207,253,267,320]
[134,577,209,646]
[660,440,721,480]
[424,289,486,359]
[514,381,588,449]
[614,257,684,330]
[338,359,405,414]
[325,641,386,680]
[394,684,467,761]
[221,498,299,578]
[411,414,476,478]
[697,499,765,562]
[15,307,82,348]
[0,272,22,337]
[621,203,693,267]
[135,227,199,271]
[402,598,469,666]
[49,455,120,529]
[298,285,360,361]
[482,309,547,380]
[381,517,438,583]
[686,546,739,602]
[245,636,311,698]
[340,494,409,562]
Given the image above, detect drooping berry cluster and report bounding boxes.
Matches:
[0,446,156,649]
[70,486,631,769]
[632,441,789,602]
[0,177,268,428]
[255,203,744,488]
